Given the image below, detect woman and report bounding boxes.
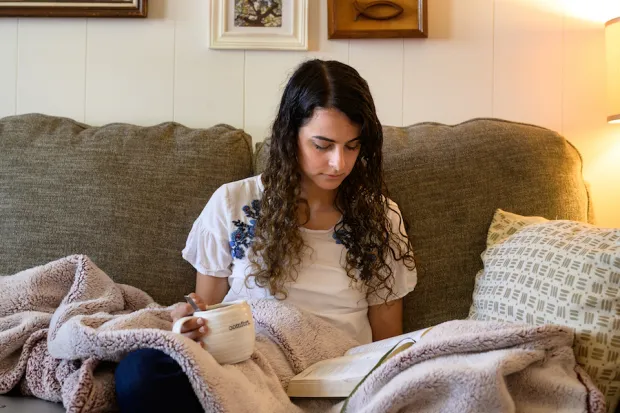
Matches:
[115,59,417,412]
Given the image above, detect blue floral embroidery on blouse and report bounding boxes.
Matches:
[333,226,378,264]
[229,200,261,260]
[332,228,350,247]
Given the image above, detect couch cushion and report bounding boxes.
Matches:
[255,118,592,331]
[0,113,253,306]
[469,209,619,413]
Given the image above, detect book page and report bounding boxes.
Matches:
[287,341,418,398]
[292,350,385,382]
[344,326,433,356]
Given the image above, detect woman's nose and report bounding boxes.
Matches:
[329,147,345,172]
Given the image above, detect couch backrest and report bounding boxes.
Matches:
[2,115,592,331]
[0,114,254,306]
[255,118,592,331]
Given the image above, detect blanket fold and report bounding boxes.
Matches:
[342,320,607,413]
[1,255,356,412]
[0,255,606,413]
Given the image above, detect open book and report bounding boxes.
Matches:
[286,326,434,398]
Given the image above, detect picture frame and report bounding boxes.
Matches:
[210,0,308,51]
[327,0,427,39]
[0,0,148,18]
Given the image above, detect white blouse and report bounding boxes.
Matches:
[182,175,417,344]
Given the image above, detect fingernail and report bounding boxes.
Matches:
[199,327,206,333]
[196,318,203,325]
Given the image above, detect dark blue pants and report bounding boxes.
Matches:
[114,348,203,413]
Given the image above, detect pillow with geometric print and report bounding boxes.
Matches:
[468,209,620,413]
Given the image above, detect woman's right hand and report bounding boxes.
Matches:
[171,293,208,346]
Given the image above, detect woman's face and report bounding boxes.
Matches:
[297,107,362,193]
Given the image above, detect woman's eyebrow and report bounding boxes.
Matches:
[311,136,361,143]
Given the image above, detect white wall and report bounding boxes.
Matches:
[0,0,619,227]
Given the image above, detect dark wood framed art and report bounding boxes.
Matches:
[0,0,148,18]
[327,0,427,39]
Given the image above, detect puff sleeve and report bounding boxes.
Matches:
[182,185,233,278]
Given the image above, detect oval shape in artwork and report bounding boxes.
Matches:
[353,1,404,21]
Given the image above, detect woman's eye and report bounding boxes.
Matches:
[346,143,361,151]
[313,143,329,151]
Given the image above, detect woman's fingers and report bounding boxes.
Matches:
[182,324,209,341]
[170,294,210,347]
[179,317,208,334]
[171,303,193,322]
[171,293,208,323]
[188,292,208,311]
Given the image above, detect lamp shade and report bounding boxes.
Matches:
[606,17,620,124]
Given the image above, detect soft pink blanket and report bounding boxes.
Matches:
[341,320,606,413]
[0,255,355,412]
[0,255,606,413]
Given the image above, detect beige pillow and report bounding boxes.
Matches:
[469,209,620,413]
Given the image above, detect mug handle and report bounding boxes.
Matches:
[172,316,196,334]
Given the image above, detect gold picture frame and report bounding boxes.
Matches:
[327,0,427,39]
[0,0,148,18]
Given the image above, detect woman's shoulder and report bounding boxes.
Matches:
[214,175,263,218]
[218,175,263,197]
[380,196,408,235]
[380,195,402,216]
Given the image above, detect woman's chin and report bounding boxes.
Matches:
[316,175,345,190]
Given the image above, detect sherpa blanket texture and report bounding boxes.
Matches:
[0,255,606,413]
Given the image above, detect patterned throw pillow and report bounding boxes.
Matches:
[468,209,620,413]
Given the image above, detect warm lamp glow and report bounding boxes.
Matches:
[565,0,620,23]
[607,17,620,124]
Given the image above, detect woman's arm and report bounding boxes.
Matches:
[195,272,229,305]
[368,298,404,341]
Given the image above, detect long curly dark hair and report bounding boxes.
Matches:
[248,59,416,303]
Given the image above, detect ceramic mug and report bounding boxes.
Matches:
[172,300,255,365]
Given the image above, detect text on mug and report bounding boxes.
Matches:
[229,320,250,331]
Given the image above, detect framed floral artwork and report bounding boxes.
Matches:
[0,0,147,17]
[210,0,308,50]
